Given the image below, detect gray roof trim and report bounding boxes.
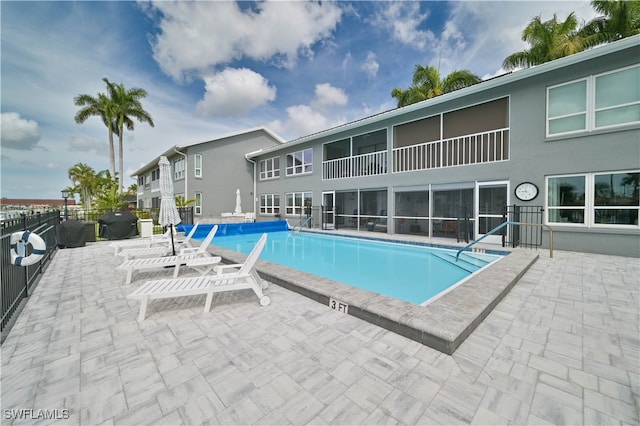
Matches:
[247,35,640,158]
[131,126,286,177]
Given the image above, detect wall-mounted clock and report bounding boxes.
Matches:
[515,182,539,201]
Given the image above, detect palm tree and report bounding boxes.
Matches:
[503,13,586,70]
[391,65,480,107]
[103,78,154,193]
[93,181,128,212]
[68,163,99,210]
[74,92,117,178]
[580,0,640,46]
[175,195,196,207]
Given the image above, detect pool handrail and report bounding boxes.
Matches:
[455,221,554,261]
[293,216,314,233]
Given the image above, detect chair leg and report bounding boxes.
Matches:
[173,263,180,278]
[126,269,133,285]
[138,297,149,321]
[204,290,214,312]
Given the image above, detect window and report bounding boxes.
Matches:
[548,80,587,135]
[594,171,639,225]
[285,191,312,215]
[547,65,640,136]
[547,171,639,227]
[194,154,202,178]
[260,157,280,180]
[595,66,640,128]
[194,192,202,215]
[174,158,185,180]
[259,194,280,215]
[151,168,160,181]
[547,175,586,224]
[286,148,313,176]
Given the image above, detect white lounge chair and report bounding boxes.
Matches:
[110,224,199,255]
[117,225,219,284]
[110,228,172,255]
[115,224,200,261]
[128,233,270,321]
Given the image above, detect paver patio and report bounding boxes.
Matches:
[1,238,638,425]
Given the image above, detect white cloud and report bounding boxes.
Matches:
[68,136,108,157]
[371,2,436,51]
[268,83,349,138]
[149,1,343,81]
[268,105,332,139]
[441,2,600,77]
[1,112,41,150]
[362,51,379,79]
[196,68,277,117]
[311,83,348,109]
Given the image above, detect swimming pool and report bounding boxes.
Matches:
[210,230,501,305]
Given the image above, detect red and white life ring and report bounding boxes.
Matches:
[10,231,46,266]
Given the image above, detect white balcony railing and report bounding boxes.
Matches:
[393,128,509,173]
[323,151,388,180]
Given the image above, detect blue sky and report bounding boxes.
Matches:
[1,1,598,200]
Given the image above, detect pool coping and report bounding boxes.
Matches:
[208,234,539,355]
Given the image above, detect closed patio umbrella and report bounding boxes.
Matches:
[158,156,182,255]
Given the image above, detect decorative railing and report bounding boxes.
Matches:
[1,211,60,341]
[323,151,387,180]
[393,128,509,173]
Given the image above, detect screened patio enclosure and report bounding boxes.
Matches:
[325,182,511,242]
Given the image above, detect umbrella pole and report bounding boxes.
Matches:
[170,225,176,256]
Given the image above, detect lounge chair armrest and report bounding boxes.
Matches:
[179,247,200,255]
[216,264,242,275]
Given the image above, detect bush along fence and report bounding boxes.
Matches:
[1,211,60,342]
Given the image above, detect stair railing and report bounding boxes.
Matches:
[456,221,554,261]
[293,216,314,233]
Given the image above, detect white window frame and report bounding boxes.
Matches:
[285,191,312,216]
[259,157,280,180]
[547,65,640,137]
[259,194,280,215]
[286,148,313,176]
[194,154,202,178]
[194,192,202,216]
[174,158,185,180]
[546,170,639,228]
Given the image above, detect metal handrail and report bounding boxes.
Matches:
[456,221,554,260]
[293,216,314,233]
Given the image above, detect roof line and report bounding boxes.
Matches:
[131,126,285,176]
[248,35,640,158]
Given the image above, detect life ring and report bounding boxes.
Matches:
[10,231,46,266]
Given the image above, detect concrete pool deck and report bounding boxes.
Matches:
[1,235,638,425]
[211,230,538,354]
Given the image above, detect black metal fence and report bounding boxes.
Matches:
[1,211,60,340]
[503,205,544,248]
[68,207,195,236]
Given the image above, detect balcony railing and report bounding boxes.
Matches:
[393,128,509,173]
[323,151,388,180]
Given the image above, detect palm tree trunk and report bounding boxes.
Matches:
[118,123,124,194]
[108,129,116,179]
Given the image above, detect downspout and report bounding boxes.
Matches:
[245,149,262,219]
[173,147,188,202]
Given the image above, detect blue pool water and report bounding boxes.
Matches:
[210,230,501,305]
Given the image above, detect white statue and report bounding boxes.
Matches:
[234,189,242,214]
